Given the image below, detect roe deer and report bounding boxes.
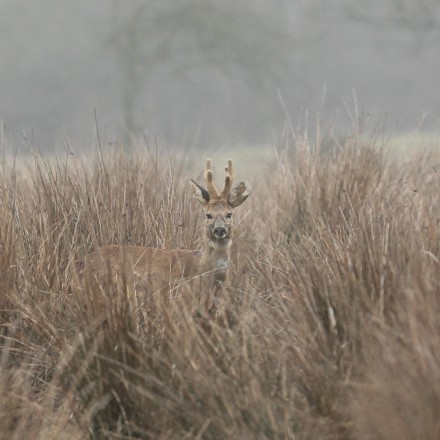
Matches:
[85,159,249,291]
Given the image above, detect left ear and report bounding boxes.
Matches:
[228,181,250,208]
[190,179,210,205]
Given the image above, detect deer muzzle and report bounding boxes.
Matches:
[213,226,227,239]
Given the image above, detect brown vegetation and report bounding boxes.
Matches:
[1,136,440,439]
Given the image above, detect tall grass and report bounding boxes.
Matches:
[1,136,440,439]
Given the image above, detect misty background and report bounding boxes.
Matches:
[1,0,439,152]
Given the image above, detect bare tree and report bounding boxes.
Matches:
[341,0,440,31]
[109,0,293,141]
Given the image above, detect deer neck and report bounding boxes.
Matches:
[200,239,232,283]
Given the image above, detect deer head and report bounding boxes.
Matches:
[190,159,249,249]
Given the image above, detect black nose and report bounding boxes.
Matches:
[213,227,227,238]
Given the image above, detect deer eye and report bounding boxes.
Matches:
[226,213,232,219]
[206,213,213,220]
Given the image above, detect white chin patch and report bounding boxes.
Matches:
[209,238,231,248]
[215,257,228,270]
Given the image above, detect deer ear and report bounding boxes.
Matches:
[190,179,210,205]
[228,181,249,208]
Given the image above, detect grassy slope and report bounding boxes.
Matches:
[1,135,440,439]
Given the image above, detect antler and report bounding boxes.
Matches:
[221,159,235,197]
[204,159,219,198]
[202,159,236,200]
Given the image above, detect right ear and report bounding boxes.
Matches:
[190,179,210,205]
[228,181,250,208]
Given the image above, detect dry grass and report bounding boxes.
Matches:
[1,135,440,439]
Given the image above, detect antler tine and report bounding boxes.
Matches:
[204,158,219,198]
[221,159,235,197]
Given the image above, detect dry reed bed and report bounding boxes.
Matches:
[0,139,440,439]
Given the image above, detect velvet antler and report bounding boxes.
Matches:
[220,159,235,198]
[204,159,219,198]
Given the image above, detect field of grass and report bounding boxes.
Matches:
[1,132,440,439]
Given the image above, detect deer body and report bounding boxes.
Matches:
[85,159,249,291]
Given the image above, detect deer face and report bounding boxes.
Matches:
[190,159,249,248]
[204,200,234,244]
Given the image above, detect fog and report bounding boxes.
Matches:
[1,0,439,152]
